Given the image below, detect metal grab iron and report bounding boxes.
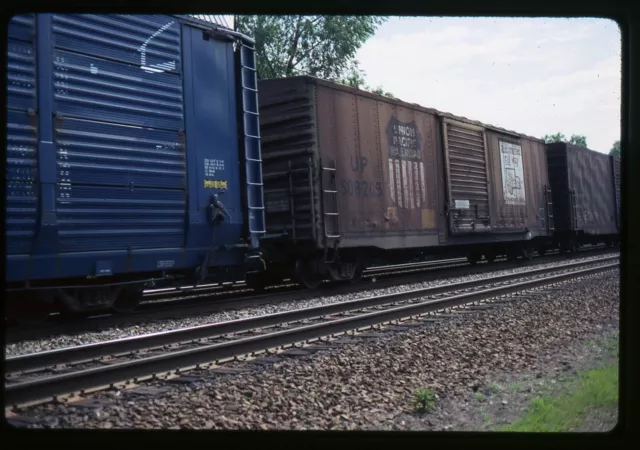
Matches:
[208,192,232,225]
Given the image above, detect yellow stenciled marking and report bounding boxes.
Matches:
[204,180,228,189]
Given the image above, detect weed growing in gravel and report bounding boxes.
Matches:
[500,363,619,432]
[603,331,619,356]
[414,388,436,413]
[490,383,501,394]
[473,392,487,402]
[508,382,524,394]
[585,330,619,357]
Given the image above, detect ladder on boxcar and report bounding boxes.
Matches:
[286,160,315,241]
[320,159,340,263]
[544,184,555,233]
[239,41,265,249]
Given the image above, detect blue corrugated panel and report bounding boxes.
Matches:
[52,14,181,74]
[6,111,37,182]
[49,14,188,255]
[52,47,184,131]
[7,36,36,112]
[55,117,185,188]
[57,185,186,252]
[7,13,35,42]
[6,15,38,256]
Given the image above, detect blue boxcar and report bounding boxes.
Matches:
[5,14,265,320]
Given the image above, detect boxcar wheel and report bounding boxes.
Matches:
[295,259,324,290]
[348,261,364,284]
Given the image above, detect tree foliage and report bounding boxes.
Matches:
[609,140,621,158]
[337,65,396,98]
[235,15,387,82]
[569,134,588,147]
[542,132,588,148]
[542,132,567,144]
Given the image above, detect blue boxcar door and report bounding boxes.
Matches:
[50,14,188,277]
[182,24,245,270]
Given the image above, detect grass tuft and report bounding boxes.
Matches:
[500,363,618,432]
[414,388,436,413]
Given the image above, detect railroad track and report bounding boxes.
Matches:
[4,255,619,408]
[139,256,472,303]
[139,243,612,305]
[4,246,613,344]
[5,256,473,331]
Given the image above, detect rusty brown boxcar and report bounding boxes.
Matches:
[255,76,554,287]
[545,142,619,251]
[437,120,554,261]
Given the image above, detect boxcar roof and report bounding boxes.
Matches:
[545,140,609,157]
[261,75,546,144]
[176,14,254,44]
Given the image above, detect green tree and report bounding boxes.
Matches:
[609,140,621,157]
[542,133,588,148]
[569,134,587,147]
[337,67,396,98]
[542,132,566,143]
[338,62,367,88]
[370,86,396,98]
[235,15,387,82]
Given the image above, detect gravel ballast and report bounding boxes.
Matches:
[5,253,617,357]
[8,268,620,430]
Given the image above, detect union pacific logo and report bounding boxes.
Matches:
[386,117,426,210]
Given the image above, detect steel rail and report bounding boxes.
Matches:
[5,255,618,374]
[8,249,603,346]
[363,257,467,273]
[140,257,470,298]
[4,260,618,407]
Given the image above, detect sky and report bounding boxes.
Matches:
[355,17,621,154]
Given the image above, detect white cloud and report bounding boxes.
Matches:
[356,17,621,152]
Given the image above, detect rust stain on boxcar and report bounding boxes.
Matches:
[315,84,439,238]
[375,101,439,233]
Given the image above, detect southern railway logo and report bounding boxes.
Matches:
[386,117,426,210]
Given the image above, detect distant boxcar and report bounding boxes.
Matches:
[611,154,622,232]
[545,142,619,250]
[5,14,264,320]
[255,75,553,288]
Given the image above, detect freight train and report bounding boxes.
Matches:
[249,76,621,289]
[5,14,621,323]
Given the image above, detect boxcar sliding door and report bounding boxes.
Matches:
[441,118,492,234]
